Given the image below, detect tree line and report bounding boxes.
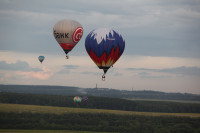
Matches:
[1,92,200,113]
[1,84,200,101]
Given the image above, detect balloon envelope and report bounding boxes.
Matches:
[82,96,88,104]
[38,56,45,63]
[85,28,125,74]
[73,96,82,104]
[53,19,83,56]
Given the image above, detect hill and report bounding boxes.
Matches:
[1,103,200,118]
[0,84,200,101]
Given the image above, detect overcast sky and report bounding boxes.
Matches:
[0,0,200,94]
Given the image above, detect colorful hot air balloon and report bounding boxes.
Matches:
[53,19,83,59]
[85,28,125,81]
[82,96,88,104]
[73,96,82,104]
[38,56,45,64]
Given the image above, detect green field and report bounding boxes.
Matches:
[1,103,200,133]
[0,103,200,118]
[126,98,200,103]
[0,129,110,133]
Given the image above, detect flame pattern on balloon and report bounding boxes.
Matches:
[85,28,125,72]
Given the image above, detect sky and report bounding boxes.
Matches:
[0,0,200,94]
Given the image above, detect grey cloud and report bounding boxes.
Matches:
[158,66,200,76]
[56,69,70,74]
[138,72,171,79]
[0,73,4,78]
[0,60,42,72]
[127,66,200,76]
[63,65,79,70]
[81,71,101,76]
[127,68,156,71]
[138,72,150,76]
[109,68,123,77]
[0,0,200,58]
[112,72,123,77]
[56,65,79,74]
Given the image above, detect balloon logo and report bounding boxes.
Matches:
[53,19,83,59]
[85,28,125,81]
[72,27,83,43]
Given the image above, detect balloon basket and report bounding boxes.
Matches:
[102,75,106,81]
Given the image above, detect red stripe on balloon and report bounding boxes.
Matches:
[59,43,76,50]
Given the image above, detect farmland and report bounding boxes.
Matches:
[0,92,200,132]
[0,103,200,118]
[1,103,200,133]
[0,129,110,133]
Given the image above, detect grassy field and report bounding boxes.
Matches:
[0,129,110,133]
[125,98,200,103]
[0,103,200,118]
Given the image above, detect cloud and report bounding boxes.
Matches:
[127,66,200,76]
[1,0,198,30]
[0,60,42,72]
[138,72,150,76]
[63,65,79,69]
[56,65,80,74]
[56,69,70,75]
[0,65,53,81]
[0,9,60,27]
[81,71,101,76]
[16,66,53,80]
[138,72,171,79]
[108,68,123,77]
[0,0,200,58]
[158,66,200,76]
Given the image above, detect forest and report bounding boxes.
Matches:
[1,112,200,133]
[0,92,200,113]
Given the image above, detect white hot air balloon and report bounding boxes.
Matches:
[53,19,83,59]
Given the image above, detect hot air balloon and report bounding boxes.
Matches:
[53,19,83,59]
[85,28,125,81]
[82,96,88,104]
[73,96,82,104]
[38,56,45,64]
